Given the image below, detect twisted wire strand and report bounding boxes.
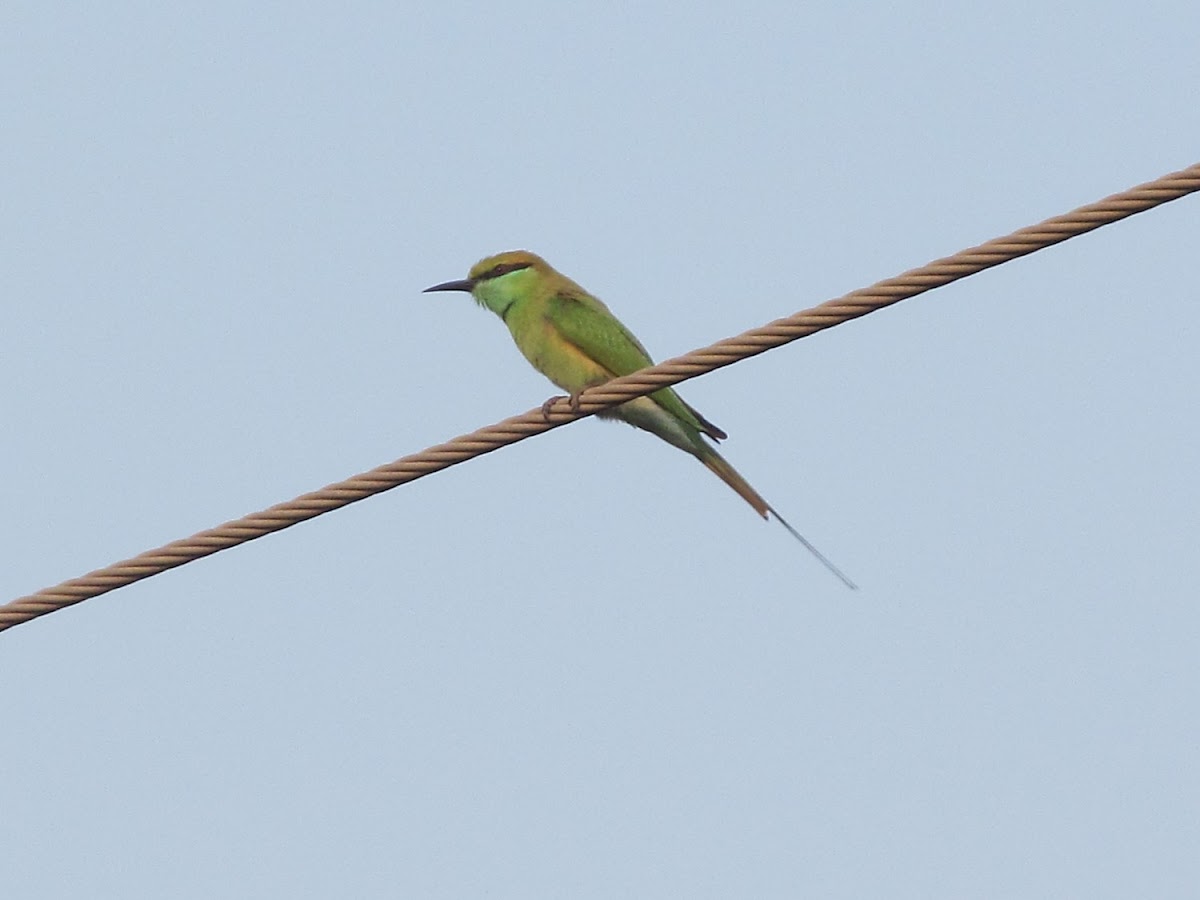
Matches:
[3,162,1198,633]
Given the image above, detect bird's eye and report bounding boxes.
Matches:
[482,262,531,280]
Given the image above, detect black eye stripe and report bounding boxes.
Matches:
[480,261,532,281]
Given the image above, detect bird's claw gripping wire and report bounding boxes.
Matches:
[540,392,584,421]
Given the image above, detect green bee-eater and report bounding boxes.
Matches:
[425,250,854,588]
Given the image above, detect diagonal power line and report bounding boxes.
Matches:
[3,161,1198,633]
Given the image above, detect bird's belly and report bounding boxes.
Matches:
[520,322,611,394]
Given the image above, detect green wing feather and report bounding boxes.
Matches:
[546,292,727,441]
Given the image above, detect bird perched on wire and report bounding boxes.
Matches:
[425,250,854,588]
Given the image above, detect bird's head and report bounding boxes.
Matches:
[424,250,552,318]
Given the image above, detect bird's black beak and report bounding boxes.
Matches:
[423,278,475,293]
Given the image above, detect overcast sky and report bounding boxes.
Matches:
[3,3,1198,897]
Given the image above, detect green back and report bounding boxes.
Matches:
[546,290,721,440]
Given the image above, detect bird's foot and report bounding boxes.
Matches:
[541,395,567,420]
[540,392,584,420]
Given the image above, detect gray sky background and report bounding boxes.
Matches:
[3,3,1198,897]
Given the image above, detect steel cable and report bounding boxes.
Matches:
[3,161,1198,633]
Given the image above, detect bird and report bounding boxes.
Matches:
[424,250,855,588]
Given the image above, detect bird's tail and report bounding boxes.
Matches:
[698,447,858,590]
[698,449,771,519]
